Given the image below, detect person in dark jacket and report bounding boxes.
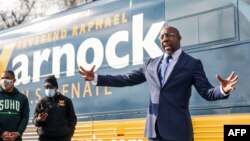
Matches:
[0,70,30,141]
[33,75,77,141]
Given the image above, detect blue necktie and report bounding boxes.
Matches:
[159,55,172,85]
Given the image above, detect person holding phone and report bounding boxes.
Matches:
[33,75,77,141]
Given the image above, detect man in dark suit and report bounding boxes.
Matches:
[79,25,238,141]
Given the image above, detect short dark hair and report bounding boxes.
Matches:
[3,70,15,78]
[161,25,180,36]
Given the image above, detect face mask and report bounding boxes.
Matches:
[0,79,14,90]
[45,89,55,97]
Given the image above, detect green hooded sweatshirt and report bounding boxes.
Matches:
[0,87,30,138]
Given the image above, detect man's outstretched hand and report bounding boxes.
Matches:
[79,65,95,81]
[216,71,238,94]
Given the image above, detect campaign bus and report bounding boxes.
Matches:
[0,0,250,140]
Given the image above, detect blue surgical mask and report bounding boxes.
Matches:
[45,89,55,97]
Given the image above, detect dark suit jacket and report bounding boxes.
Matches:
[97,51,229,141]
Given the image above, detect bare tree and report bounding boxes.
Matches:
[65,0,96,8]
[0,0,36,30]
[0,0,96,31]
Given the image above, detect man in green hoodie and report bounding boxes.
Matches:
[0,70,30,141]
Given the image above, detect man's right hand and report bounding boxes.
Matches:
[79,65,95,81]
[1,131,15,141]
[37,112,48,122]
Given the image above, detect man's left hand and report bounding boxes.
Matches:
[216,71,238,94]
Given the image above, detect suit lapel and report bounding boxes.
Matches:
[152,55,163,87]
[163,52,189,87]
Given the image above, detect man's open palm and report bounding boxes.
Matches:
[79,65,95,81]
[216,71,238,94]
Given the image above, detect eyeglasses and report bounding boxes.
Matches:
[159,32,176,40]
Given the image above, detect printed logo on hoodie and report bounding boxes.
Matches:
[0,99,20,113]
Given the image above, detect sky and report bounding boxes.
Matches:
[0,0,61,17]
[0,0,17,11]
